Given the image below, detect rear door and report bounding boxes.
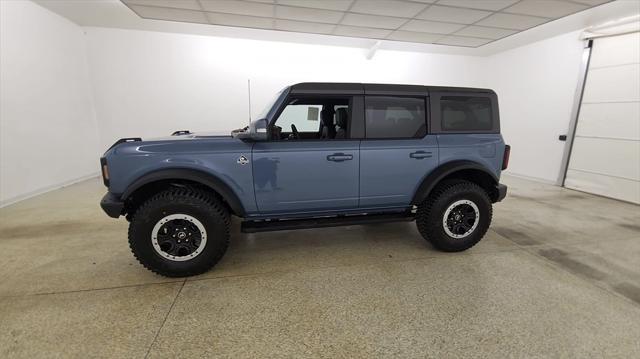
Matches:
[359,92,439,208]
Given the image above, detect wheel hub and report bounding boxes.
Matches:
[442,200,479,239]
[151,214,207,261]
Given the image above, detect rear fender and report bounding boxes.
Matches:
[411,160,499,204]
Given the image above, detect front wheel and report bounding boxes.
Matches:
[416,180,492,252]
[128,187,230,277]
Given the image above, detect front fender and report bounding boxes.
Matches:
[104,137,257,216]
[121,168,247,216]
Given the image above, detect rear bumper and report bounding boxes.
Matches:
[100,192,124,218]
[495,183,508,202]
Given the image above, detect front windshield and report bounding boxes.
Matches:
[256,89,284,120]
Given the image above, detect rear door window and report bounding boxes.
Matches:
[365,96,426,139]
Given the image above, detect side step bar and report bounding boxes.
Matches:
[241,212,415,233]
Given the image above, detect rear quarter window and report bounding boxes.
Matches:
[440,96,493,131]
[365,96,426,139]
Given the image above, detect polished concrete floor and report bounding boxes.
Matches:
[0,175,639,358]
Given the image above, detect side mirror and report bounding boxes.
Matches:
[248,118,268,141]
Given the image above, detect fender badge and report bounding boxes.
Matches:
[237,155,249,165]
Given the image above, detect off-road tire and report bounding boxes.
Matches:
[128,187,230,277]
[416,180,492,252]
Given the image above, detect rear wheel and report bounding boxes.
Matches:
[128,187,230,277]
[416,180,492,252]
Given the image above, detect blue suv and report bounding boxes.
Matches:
[100,83,509,277]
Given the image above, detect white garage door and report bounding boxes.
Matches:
[565,31,640,204]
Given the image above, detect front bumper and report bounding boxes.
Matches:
[100,192,124,218]
[495,183,508,202]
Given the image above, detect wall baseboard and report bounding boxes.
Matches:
[502,171,558,185]
[0,172,100,208]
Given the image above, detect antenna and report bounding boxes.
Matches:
[247,79,252,126]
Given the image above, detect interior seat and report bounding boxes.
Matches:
[320,108,336,139]
[335,108,348,139]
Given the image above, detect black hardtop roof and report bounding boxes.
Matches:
[289,82,496,96]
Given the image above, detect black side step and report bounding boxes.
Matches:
[241,212,414,233]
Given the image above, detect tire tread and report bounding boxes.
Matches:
[416,180,492,252]
[128,187,230,277]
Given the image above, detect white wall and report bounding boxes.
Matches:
[0,0,100,206]
[483,31,586,183]
[84,27,485,149]
[0,0,603,207]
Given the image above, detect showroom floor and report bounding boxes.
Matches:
[0,175,639,358]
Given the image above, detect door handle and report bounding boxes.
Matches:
[327,153,353,162]
[409,151,433,159]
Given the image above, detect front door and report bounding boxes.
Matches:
[252,97,359,215]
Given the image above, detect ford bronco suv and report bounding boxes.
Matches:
[100,83,509,277]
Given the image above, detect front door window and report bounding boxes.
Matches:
[270,98,351,141]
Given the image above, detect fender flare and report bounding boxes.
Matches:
[121,168,246,216]
[411,160,499,205]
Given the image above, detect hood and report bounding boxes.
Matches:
[103,129,240,157]
[148,130,233,141]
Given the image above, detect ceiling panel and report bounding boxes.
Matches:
[387,30,443,43]
[400,19,466,34]
[275,19,335,34]
[207,12,273,29]
[350,0,428,18]
[341,13,407,29]
[454,25,517,39]
[570,0,611,4]
[435,0,520,11]
[333,25,393,39]
[125,0,201,11]
[275,5,343,24]
[121,0,613,48]
[503,0,588,18]
[416,5,491,24]
[276,0,354,12]
[130,5,208,24]
[476,12,549,30]
[199,0,273,17]
[436,35,493,47]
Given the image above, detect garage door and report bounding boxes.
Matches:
[564,31,640,204]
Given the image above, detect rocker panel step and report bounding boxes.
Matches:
[241,212,414,233]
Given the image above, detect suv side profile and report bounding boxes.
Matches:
[100,83,509,277]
